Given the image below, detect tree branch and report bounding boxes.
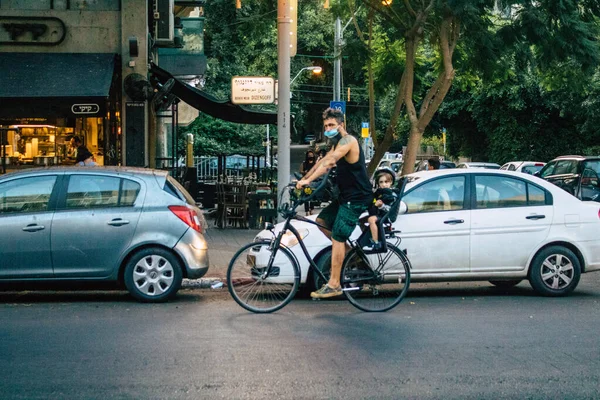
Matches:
[403,0,417,17]
[418,73,443,119]
[349,0,366,43]
[404,36,419,128]
[417,16,457,131]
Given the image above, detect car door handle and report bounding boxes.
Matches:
[107,218,130,226]
[22,224,45,232]
[526,215,545,220]
[444,219,464,225]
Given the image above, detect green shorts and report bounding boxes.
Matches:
[318,199,369,242]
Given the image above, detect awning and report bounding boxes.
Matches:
[150,63,277,125]
[0,52,116,119]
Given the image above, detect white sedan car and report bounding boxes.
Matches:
[500,161,546,175]
[255,169,600,296]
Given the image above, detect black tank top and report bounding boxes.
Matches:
[336,139,373,204]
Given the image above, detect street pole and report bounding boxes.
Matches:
[277,0,291,210]
[333,15,357,102]
[265,124,270,166]
[333,17,341,101]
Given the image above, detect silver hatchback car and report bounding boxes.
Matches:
[0,167,209,302]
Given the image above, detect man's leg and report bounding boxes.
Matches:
[316,217,332,240]
[328,238,345,288]
[311,201,367,299]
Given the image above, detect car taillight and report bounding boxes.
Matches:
[535,163,545,166]
[169,205,202,233]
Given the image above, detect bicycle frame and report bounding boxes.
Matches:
[264,207,403,285]
[265,212,331,284]
[261,173,408,285]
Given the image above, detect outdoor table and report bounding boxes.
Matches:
[247,192,278,229]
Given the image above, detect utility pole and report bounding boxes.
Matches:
[333,17,342,101]
[277,0,291,206]
[333,15,358,102]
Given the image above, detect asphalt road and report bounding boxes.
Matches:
[1,275,600,400]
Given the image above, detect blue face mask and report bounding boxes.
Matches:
[324,127,338,138]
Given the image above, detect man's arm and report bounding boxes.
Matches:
[301,153,328,179]
[296,135,356,189]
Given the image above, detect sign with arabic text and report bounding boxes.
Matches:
[231,77,275,105]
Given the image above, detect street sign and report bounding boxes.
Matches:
[361,122,369,138]
[231,76,275,104]
[329,100,346,115]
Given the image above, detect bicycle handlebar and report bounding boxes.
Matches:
[278,170,333,217]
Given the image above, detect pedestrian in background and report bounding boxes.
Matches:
[70,136,97,166]
[427,157,440,170]
[300,149,317,215]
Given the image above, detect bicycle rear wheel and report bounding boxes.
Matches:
[341,243,411,312]
[227,240,300,313]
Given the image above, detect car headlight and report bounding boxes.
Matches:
[253,229,309,247]
[280,229,309,247]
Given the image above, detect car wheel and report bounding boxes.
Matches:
[124,247,183,303]
[529,246,581,296]
[489,280,522,288]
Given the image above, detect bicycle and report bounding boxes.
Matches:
[227,172,412,313]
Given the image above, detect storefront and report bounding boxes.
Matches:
[0,52,121,168]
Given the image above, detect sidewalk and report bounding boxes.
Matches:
[202,219,262,280]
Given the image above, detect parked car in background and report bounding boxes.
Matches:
[376,159,403,176]
[500,161,546,175]
[254,169,600,296]
[537,155,600,202]
[0,167,209,302]
[456,162,501,169]
[415,159,456,172]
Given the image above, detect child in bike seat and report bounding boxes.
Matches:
[364,168,398,252]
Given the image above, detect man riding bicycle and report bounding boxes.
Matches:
[296,108,373,299]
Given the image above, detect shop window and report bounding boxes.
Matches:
[0,176,57,214]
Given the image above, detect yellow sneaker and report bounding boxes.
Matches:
[310,284,342,299]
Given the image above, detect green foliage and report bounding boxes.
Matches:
[180,114,273,156]
[440,68,600,163]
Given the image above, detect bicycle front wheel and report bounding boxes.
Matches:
[227,240,300,313]
[341,243,411,312]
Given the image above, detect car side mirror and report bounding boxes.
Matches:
[533,171,541,177]
[398,201,408,215]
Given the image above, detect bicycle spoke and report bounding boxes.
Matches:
[342,244,410,312]
[227,241,299,313]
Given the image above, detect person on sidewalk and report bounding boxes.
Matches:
[296,108,373,299]
[427,157,440,170]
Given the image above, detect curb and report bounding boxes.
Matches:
[182,278,224,290]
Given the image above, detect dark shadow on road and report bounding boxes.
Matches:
[0,285,211,304]
[405,282,597,298]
